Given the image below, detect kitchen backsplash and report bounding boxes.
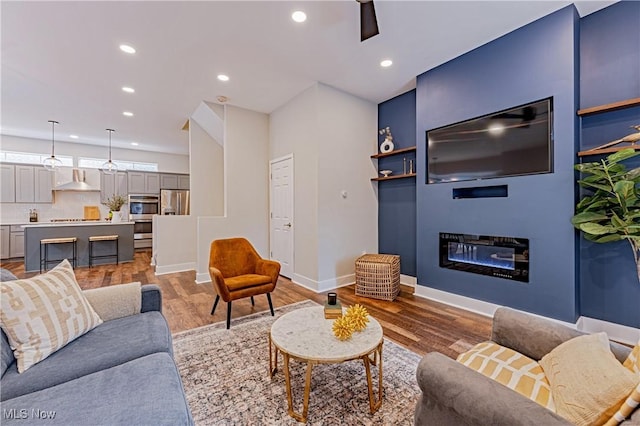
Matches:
[0,192,119,223]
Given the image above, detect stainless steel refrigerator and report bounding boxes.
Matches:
[160,189,190,215]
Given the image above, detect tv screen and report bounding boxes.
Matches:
[426,98,553,183]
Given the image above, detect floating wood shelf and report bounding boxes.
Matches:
[577,97,640,116]
[371,173,417,182]
[370,146,416,159]
[577,144,639,157]
[577,97,640,157]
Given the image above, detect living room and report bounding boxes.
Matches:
[1,1,640,425]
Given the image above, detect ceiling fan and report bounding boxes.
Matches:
[357,0,379,42]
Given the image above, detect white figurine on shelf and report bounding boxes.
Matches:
[379,127,394,153]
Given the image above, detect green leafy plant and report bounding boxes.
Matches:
[104,194,126,212]
[571,148,640,284]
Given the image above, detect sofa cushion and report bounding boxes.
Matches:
[1,311,172,401]
[1,352,193,425]
[623,340,639,375]
[0,260,103,373]
[540,332,639,426]
[457,341,555,411]
[83,282,142,321]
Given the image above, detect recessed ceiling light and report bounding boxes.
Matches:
[217,74,230,82]
[380,59,393,67]
[123,111,134,117]
[122,86,135,93]
[119,44,136,54]
[69,134,79,139]
[131,142,139,146]
[292,11,307,23]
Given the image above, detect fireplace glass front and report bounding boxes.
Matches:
[439,233,529,282]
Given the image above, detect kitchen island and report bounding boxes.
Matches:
[23,222,134,272]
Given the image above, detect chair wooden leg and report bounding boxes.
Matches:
[211,295,220,315]
[251,296,255,306]
[226,301,232,329]
[267,293,274,316]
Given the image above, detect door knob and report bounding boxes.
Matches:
[284,223,292,228]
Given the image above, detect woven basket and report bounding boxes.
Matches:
[355,254,400,301]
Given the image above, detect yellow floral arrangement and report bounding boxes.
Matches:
[332,315,354,341]
[345,304,369,331]
[332,303,370,340]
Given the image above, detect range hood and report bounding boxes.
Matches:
[54,169,99,192]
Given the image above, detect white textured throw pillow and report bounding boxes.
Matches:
[0,260,103,373]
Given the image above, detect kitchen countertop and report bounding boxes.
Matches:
[22,221,134,228]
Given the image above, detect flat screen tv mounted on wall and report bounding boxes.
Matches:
[426,97,553,184]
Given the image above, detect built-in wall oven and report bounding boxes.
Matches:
[128,194,159,249]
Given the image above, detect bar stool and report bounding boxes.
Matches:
[40,237,77,273]
[88,235,119,267]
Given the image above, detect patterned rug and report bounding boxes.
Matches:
[172,300,421,425]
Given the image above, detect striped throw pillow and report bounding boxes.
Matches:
[0,260,103,373]
[457,341,555,411]
[623,341,639,375]
[604,383,640,426]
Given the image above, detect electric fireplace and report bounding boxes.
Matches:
[439,233,529,282]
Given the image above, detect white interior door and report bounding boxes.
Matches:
[270,155,294,278]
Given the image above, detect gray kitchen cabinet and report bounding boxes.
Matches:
[146,173,160,194]
[101,171,128,203]
[160,173,178,189]
[14,165,53,203]
[35,168,54,203]
[9,225,24,258]
[178,174,190,190]
[128,172,159,194]
[0,226,9,259]
[1,164,15,203]
[15,165,34,203]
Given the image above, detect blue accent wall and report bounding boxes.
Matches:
[578,0,640,328]
[415,6,580,322]
[378,90,417,276]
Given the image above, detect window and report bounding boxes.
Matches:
[77,157,157,172]
[0,151,73,167]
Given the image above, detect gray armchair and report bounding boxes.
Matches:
[414,307,635,426]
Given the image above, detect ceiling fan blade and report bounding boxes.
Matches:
[360,0,379,42]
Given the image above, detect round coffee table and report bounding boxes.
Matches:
[268,306,383,422]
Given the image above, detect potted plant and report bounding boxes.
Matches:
[571,148,640,284]
[104,194,127,222]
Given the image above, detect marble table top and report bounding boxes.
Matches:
[270,306,383,362]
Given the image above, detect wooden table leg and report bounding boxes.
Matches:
[283,353,313,423]
[363,341,383,413]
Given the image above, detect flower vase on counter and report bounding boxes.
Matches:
[110,210,122,223]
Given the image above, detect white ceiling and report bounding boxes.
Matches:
[1,1,616,156]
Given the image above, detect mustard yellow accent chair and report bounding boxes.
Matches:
[208,238,281,329]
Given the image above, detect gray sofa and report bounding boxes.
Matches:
[0,270,193,425]
[415,306,638,426]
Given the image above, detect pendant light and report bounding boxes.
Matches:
[42,120,63,170]
[101,128,118,174]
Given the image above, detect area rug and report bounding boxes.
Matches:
[172,300,421,425]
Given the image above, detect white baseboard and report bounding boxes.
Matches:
[577,316,640,346]
[414,284,639,345]
[401,274,417,287]
[154,262,197,276]
[414,285,499,318]
[291,273,354,293]
[195,272,211,284]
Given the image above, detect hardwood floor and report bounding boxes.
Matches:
[1,250,492,358]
